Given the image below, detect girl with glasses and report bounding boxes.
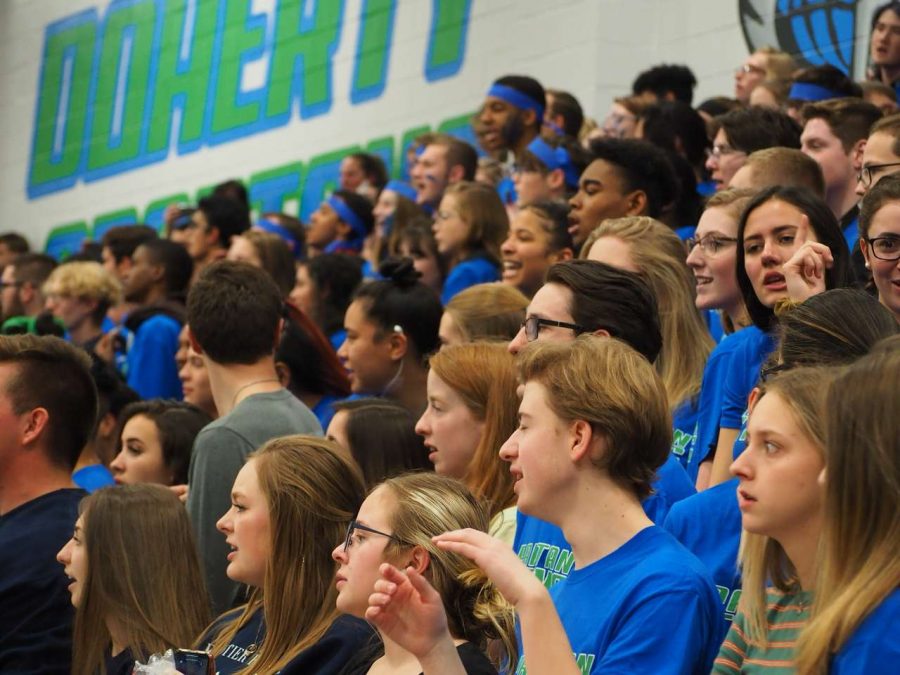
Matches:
[202,436,371,674]
[857,173,900,323]
[332,472,516,675]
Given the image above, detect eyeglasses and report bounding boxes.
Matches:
[686,234,738,256]
[857,162,900,188]
[521,315,584,342]
[342,520,409,552]
[866,235,900,261]
[736,63,766,76]
[709,144,745,159]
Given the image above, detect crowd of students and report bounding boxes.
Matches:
[2,3,900,674]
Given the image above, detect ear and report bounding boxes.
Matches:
[20,407,50,447]
[404,545,431,575]
[625,190,648,216]
[188,326,204,355]
[117,257,133,278]
[746,386,762,413]
[97,411,117,440]
[19,282,34,305]
[568,418,595,463]
[387,329,409,361]
[859,237,872,268]
[549,247,574,264]
[447,164,464,184]
[546,168,565,191]
[274,361,291,389]
[273,317,284,349]
[590,327,611,339]
[522,108,538,130]
[148,260,166,285]
[335,220,353,240]
[851,138,866,171]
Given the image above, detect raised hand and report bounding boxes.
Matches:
[783,215,833,302]
[433,528,544,607]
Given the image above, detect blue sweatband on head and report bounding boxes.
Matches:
[255,218,304,259]
[327,196,368,240]
[525,137,581,188]
[487,84,545,119]
[384,180,418,202]
[788,82,843,102]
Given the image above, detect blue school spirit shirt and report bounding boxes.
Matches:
[831,588,900,674]
[329,328,347,353]
[513,526,720,674]
[719,326,776,432]
[671,399,701,477]
[441,256,500,305]
[126,313,183,400]
[72,464,116,493]
[663,478,742,642]
[686,328,757,481]
[514,456,695,589]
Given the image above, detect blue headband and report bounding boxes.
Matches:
[255,218,304,259]
[487,84,545,119]
[384,180,418,202]
[525,137,581,188]
[788,82,843,102]
[327,196,368,240]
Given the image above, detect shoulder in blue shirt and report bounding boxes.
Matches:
[831,588,900,674]
[515,526,720,675]
[719,326,775,430]
[127,313,183,400]
[441,257,500,305]
[662,477,742,642]
[72,464,116,493]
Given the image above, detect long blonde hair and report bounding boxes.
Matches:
[738,367,832,644]
[428,343,518,516]
[381,473,517,667]
[72,485,210,675]
[581,217,713,409]
[207,436,366,674]
[796,347,900,674]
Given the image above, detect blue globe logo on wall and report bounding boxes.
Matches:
[739,0,877,77]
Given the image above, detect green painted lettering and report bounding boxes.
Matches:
[352,0,394,101]
[147,0,217,152]
[210,0,265,135]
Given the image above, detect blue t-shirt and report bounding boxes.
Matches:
[831,588,900,674]
[514,456,695,589]
[312,394,344,430]
[72,464,115,493]
[441,257,500,305]
[514,526,719,674]
[842,214,859,254]
[671,398,700,477]
[0,488,85,675]
[330,328,347,353]
[719,326,775,430]
[703,309,726,344]
[687,328,758,481]
[662,478,742,642]
[126,313,183,400]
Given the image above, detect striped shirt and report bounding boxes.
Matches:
[713,588,813,674]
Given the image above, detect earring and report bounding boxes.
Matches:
[865,262,871,269]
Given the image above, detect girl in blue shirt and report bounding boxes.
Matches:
[434,182,507,304]
[795,343,900,675]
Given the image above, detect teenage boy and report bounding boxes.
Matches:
[436,337,720,673]
[0,335,98,673]
[409,134,478,212]
[186,261,321,613]
[184,196,250,283]
[479,75,546,158]
[0,253,56,326]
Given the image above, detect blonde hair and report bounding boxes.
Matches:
[43,261,122,307]
[443,181,509,263]
[738,367,833,644]
[428,342,518,516]
[444,283,528,343]
[796,349,900,674]
[518,336,671,499]
[381,473,517,668]
[208,436,366,674]
[580,217,713,409]
[756,46,798,82]
[741,148,825,196]
[705,188,757,222]
[72,485,210,675]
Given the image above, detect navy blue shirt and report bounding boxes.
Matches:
[0,488,85,675]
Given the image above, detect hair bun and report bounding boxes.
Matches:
[379,257,422,288]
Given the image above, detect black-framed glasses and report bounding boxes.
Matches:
[522,315,584,342]
[343,520,408,552]
[857,162,900,188]
[866,236,900,261]
[686,234,738,256]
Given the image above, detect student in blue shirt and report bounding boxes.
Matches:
[795,343,900,675]
[709,185,853,485]
[367,338,720,674]
[435,182,507,304]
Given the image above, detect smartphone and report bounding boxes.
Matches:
[172,649,214,675]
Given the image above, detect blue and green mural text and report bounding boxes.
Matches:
[29,0,473,198]
[44,111,475,258]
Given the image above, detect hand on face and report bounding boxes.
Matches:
[783,216,833,302]
[432,527,544,607]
